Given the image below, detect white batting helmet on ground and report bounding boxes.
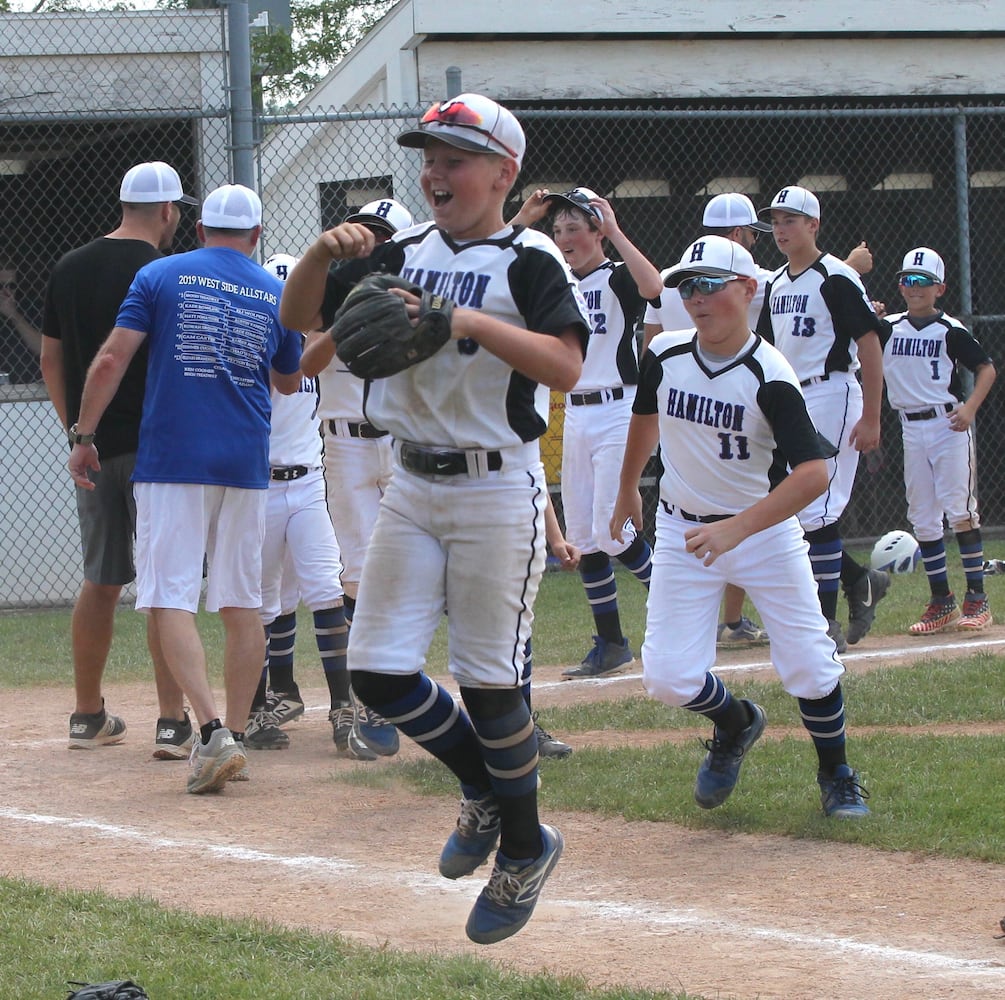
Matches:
[870,530,921,574]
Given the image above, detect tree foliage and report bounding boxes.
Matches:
[8,0,393,107]
[257,0,393,106]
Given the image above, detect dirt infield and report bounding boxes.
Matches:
[3,633,1005,1000]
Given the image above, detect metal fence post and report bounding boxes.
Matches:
[445,67,462,99]
[954,110,973,318]
[222,0,257,189]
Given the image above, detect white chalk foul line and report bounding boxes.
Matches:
[532,634,1005,693]
[1,805,1003,980]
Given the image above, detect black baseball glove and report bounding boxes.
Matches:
[65,982,149,1000]
[329,274,453,379]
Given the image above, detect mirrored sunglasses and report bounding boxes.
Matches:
[899,273,937,287]
[678,275,744,300]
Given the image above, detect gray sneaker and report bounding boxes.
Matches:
[187,728,246,794]
[844,569,890,645]
[68,703,127,750]
[153,712,194,760]
[561,636,633,679]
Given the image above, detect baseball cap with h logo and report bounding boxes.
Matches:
[758,185,821,220]
[898,246,945,282]
[662,235,758,287]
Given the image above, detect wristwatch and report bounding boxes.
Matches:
[68,423,96,446]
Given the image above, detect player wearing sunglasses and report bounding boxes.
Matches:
[611,234,870,819]
[882,247,997,634]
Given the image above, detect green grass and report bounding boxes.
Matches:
[0,879,691,1000]
[332,652,1005,864]
[2,540,1004,998]
[4,539,1002,688]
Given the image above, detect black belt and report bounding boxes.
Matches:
[661,500,731,523]
[799,373,831,388]
[903,403,954,422]
[569,387,625,406]
[398,442,502,477]
[327,419,388,439]
[271,465,310,481]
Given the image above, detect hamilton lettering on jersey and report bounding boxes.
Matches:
[889,336,943,359]
[400,266,490,308]
[665,386,745,431]
[770,293,810,315]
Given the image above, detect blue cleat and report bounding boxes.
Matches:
[694,699,766,809]
[354,704,400,757]
[818,764,871,818]
[439,791,501,879]
[561,636,633,679]
[466,824,564,945]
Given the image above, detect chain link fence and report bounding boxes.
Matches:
[4,77,1005,605]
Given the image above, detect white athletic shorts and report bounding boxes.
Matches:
[261,467,343,624]
[902,415,980,540]
[322,429,393,592]
[798,374,862,532]
[642,506,844,705]
[134,481,266,613]
[561,392,634,556]
[348,447,547,688]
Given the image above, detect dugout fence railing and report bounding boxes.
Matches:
[4,94,1005,606]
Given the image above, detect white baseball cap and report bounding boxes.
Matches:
[758,185,821,221]
[120,161,197,206]
[662,235,758,287]
[200,184,262,230]
[703,192,772,233]
[263,253,299,282]
[345,198,414,235]
[542,186,604,224]
[397,93,526,170]
[898,246,945,282]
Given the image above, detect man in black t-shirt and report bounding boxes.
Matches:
[41,161,197,756]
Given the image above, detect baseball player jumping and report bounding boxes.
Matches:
[756,186,889,652]
[612,235,870,819]
[281,93,589,943]
[882,247,996,633]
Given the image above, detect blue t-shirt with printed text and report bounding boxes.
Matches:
[115,246,302,488]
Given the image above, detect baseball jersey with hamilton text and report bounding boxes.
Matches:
[756,254,879,383]
[882,310,991,411]
[637,331,826,514]
[573,259,643,390]
[362,222,591,448]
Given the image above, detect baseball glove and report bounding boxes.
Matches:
[65,982,149,1000]
[329,274,453,379]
